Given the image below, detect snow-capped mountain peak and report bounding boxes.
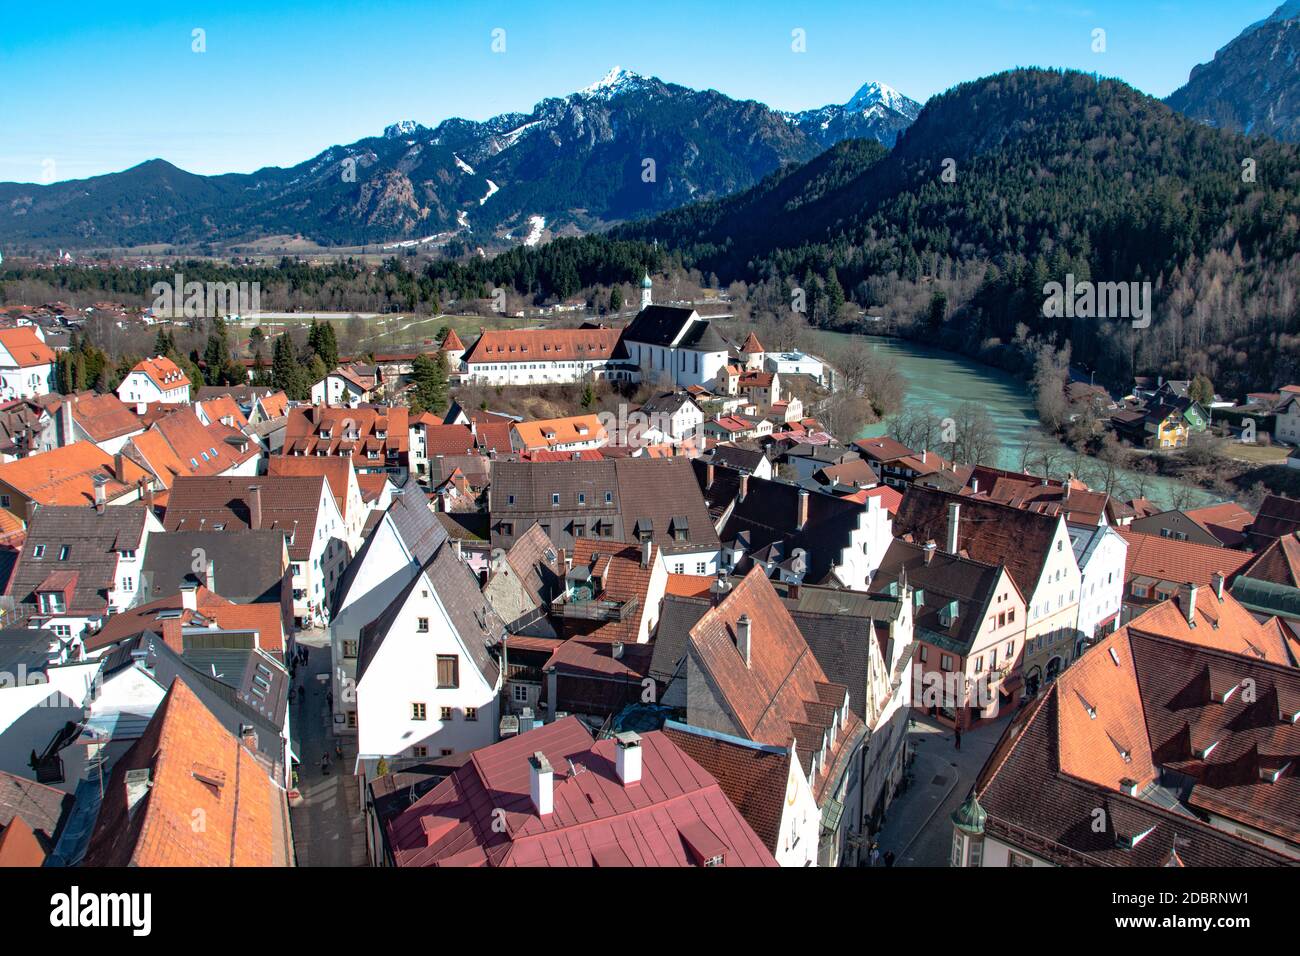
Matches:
[844,81,919,118]
[578,66,649,99]
[383,120,420,139]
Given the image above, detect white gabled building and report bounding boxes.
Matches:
[623,305,730,390]
[1068,520,1128,646]
[0,327,56,400]
[460,327,634,386]
[116,356,191,405]
[331,491,456,736]
[353,515,503,776]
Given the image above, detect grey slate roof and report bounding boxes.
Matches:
[139,529,288,607]
[0,628,57,673]
[649,594,711,684]
[622,305,698,348]
[693,459,867,585]
[99,632,288,778]
[357,533,503,688]
[490,457,720,557]
[7,505,149,614]
[0,769,73,850]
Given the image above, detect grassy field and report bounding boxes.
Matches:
[1223,441,1290,465]
[231,311,537,356]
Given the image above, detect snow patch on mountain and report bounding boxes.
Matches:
[454,154,475,175]
[578,66,649,100]
[479,179,499,205]
[523,215,545,246]
[384,120,419,139]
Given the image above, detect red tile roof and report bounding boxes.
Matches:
[0,328,55,368]
[0,441,150,507]
[1118,529,1253,588]
[462,327,624,366]
[82,678,291,867]
[130,355,190,391]
[0,815,46,867]
[686,565,862,801]
[386,716,776,867]
[86,583,286,653]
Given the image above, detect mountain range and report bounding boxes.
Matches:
[0,68,919,252]
[1166,0,1300,142]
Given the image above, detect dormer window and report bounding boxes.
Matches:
[32,545,45,559]
[59,546,70,561]
[40,591,65,614]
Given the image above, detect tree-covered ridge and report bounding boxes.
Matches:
[617,69,1300,394]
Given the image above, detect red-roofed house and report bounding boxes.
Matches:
[383,716,776,867]
[681,565,867,866]
[0,327,56,400]
[116,356,191,406]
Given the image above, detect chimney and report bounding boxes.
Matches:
[946,501,960,554]
[797,488,809,530]
[705,462,715,488]
[451,538,462,560]
[529,751,553,816]
[612,640,625,661]
[923,540,937,566]
[205,559,216,593]
[114,451,126,482]
[710,575,731,607]
[1211,571,1225,602]
[1184,583,1198,626]
[921,449,927,464]
[94,481,106,513]
[614,731,642,786]
[971,478,979,495]
[180,583,198,612]
[248,485,263,530]
[736,614,752,666]
[161,617,184,654]
[641,535,653,570]
[144,483,155,513]
[739,473,749,502]
[239,724,259,752]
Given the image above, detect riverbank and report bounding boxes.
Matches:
[807,330,1218,511]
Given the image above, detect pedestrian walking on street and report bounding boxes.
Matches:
[869,843,880,867]
[321,753,331,775]
[954,728,962,751]
[884,850,895,868]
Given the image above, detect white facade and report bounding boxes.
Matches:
[117,370,189,405]
[331,507,427,735]
[1020,516,1085,690]
[354,564,500,762]
[1276,397,1300,445]
[0,661,100,793]
[765,352,827,386]
[311,373,370,407]
[290,482,349,627]
[0,363,54,401]
[462,357,633,387]
[1070,521,1128,645]
[626,339,729,391]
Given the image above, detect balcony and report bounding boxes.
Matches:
[550,593,640,623]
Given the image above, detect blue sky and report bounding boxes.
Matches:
[0,0,1281,183]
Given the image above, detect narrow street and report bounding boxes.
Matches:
[867,712,1011,867]
[288,630,368,867]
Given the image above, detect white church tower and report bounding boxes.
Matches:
[640,272,653,310]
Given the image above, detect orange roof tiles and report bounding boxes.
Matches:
[686,566,862,801]
[441,328,466,351]
[82,678,290,867]
[1125,589,1295,665]
[511,415,606,452]
[1119,529,1253,587]
[131,355,190,391]
[666,574,714,598]
[87,584,285,654]
[0,441,149,507]
[64,392,142,442]
[0,815,46,867]
[463,327,624,365]
[0,328,55,368]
